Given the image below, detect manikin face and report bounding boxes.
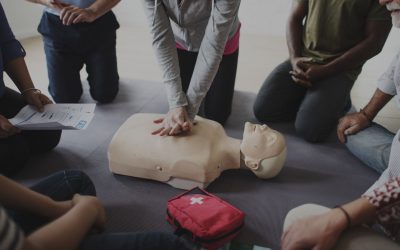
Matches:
[240,122,285,173]
[380,0,400,27]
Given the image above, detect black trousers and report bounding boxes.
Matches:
[253,60,354,142]
[0,88,61,176]
[177,48,239,125]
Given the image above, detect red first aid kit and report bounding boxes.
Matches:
[166,188,245,250]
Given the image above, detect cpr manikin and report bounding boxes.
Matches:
[108,113,287,190]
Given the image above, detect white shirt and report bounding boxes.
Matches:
[0,206,23,250]
[364,51,400,196]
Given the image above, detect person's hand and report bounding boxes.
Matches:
[281,209,347,250]
[303,63,330,83]
[337,112,371,143]
[59,6,97,25]
[0,115,20,138]
[72,194,106,232]
[22,89,52,112]
[289,71,312,88]
[152,107,193,136]
[289,57,313,87]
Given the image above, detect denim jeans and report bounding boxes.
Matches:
[253,60,355,142]
[10,170,189,250]
[38,12,119,103]
[346,123,394,174]
[10,170,96,233]
[0,87,61,176]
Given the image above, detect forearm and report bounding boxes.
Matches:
[4,57,36,92]
[26,202,97,250]
[186,1,240,119]
[141,0,187,109]
[361,89,393,120]
[25,0,49,6]
[87,0,120,19]
[325,41,385,75]
[0,175,61,219]
[324,21,391,75]
[286,17,304,60]
[286,1,306,60]
[341,197,377,227]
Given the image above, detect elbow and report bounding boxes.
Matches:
[368,46,382,59]
[369,42,385,58]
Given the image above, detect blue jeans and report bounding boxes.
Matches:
[346,123,394,174]
[10,170,189,250]
[11,170,96,233]
[38,12,119,103]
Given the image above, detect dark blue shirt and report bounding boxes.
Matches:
[0,3,26,98]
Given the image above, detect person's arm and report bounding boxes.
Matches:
[58,0,120,25]
[0,175,105,250]
[336,49,399,143]
[315,20,391,80]
[25,0,119,25]
[141,0,192,136]
[286,0,313,87]
[5,57,52,112]
[287,0,307,62]
[281,198,376,250]
[22,194,105,250]
[337,88,393,143]
[0,2,49,140]
[283,134,400,250]
[25,0,68,12]
[0,175,71,220]
[185,0,241,120]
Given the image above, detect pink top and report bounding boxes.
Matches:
[176,24,241,55]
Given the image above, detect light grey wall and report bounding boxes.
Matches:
[2,0,43,39]
[3,1,293,39]
[113,0,292,36]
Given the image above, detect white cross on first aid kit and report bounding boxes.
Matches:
[190,197,204,205]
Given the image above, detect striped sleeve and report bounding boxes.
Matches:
[0,206,24,250]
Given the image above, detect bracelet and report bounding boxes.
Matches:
[21,88,41,95]
[359,108,373,122]
[334,205,352,229]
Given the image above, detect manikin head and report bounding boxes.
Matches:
[240,122,286,179]
[380,0,400,27]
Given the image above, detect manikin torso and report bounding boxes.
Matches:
[108,113,286,189]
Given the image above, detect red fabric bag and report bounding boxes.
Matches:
[166,188,245,250]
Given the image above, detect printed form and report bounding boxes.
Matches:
[10,104,96,130]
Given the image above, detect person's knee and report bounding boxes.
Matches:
[345,133,361,152]
[295,118,333,143]
[91,90,118,103]
[90,80,119,104]
[284,204,329,230]
[50,87,82,103]
[63,169,96,196]
[41,130,62,152]
[253,98,280,123]
[253,99,266,122]
[205,108,231,125]
[0,156,28,177]
[0,138,29,177]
